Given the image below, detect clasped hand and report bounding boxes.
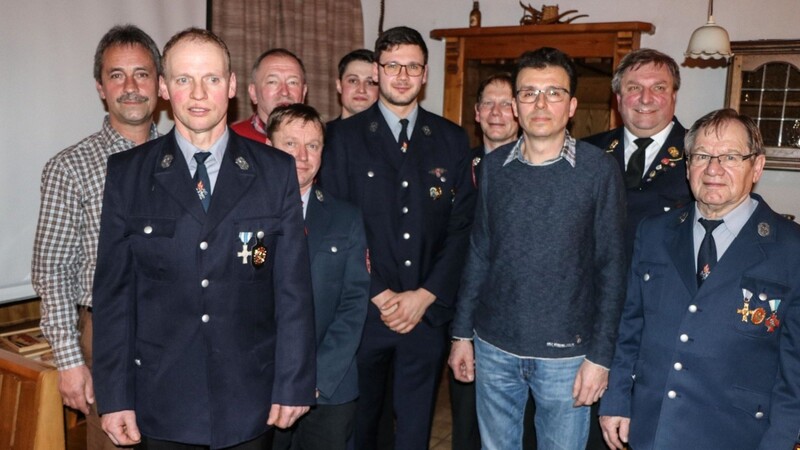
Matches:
[372,288,435,334]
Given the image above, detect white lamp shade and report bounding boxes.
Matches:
[685,19,733,60]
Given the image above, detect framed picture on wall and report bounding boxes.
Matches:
[726,40,800,171]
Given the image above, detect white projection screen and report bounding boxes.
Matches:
[0,1,207,303]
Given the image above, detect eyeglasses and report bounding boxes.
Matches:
[687,153,756,168]
[477,100,514,112]
[378,62,425,77]
[516,87,570,104]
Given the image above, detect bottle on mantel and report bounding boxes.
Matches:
[469,1,481,27]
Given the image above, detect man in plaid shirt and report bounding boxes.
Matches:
[31,24,160,450]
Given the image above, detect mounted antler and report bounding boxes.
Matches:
[519,1,542,25]
[519,3,589,25]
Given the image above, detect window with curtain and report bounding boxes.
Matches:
[211,0,365,123]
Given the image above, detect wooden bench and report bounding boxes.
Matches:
[0,348,64,449]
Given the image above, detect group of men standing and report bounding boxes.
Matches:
[31,20,800,450]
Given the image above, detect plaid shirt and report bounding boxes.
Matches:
[503,131,577,168]
[32,117,158,370]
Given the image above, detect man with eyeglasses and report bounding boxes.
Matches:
[320,26,476,450]
[584,47,694,450]
[599,108,800,450]
[450,72,531,450]
[469,72,520,186]
[584,49,693,263]
[449,47,626,449]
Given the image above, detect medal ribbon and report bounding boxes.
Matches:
[239,232,253,246]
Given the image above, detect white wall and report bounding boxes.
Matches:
[361,0,800,219]
[0,0,205,302]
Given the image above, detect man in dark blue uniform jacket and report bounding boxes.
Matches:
[584,49,692,261]
[92,28,316,449]
[583,49,693,449]
[267,104,370,450]
[600,109,800,450]
[319,26,476,450]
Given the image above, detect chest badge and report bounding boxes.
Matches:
[668,146,680,158]
[251,230,268,268]
[237,232,253,264]
[765,299,781,332]
[429,168,447,178]
[737,289,753,322]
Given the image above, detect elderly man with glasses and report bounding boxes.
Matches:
[449,47,627,450]
[599,108,800,450]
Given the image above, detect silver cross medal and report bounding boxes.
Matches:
[237,232,253,264]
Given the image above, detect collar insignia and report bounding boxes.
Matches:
[160,154,174,168]
[758,222,770,237]
[235,156,250,170]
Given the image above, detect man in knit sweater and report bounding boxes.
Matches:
[448,47,627,450]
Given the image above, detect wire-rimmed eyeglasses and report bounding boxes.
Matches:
[377,62,425,77]
[515,87,570,103]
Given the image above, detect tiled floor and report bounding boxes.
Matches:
[66,373,459,450]
[67,386,455,450]
[429,372,454,450]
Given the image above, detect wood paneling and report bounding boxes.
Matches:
[0,349,64,449]
[431,22,654,143]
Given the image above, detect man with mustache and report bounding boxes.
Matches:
[32,24,161,450]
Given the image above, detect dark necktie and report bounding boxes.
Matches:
[697,218,724,286]
[399,118,410,154]
[193,152,212,212]
[624,137,654,189]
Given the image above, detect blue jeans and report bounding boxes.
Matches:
[474,337,589,450]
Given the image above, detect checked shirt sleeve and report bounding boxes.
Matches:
[33,157,88,370]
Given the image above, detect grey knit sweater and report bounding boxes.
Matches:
[452,138,627,368]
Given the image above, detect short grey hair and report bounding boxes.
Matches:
[685,108,764,157]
